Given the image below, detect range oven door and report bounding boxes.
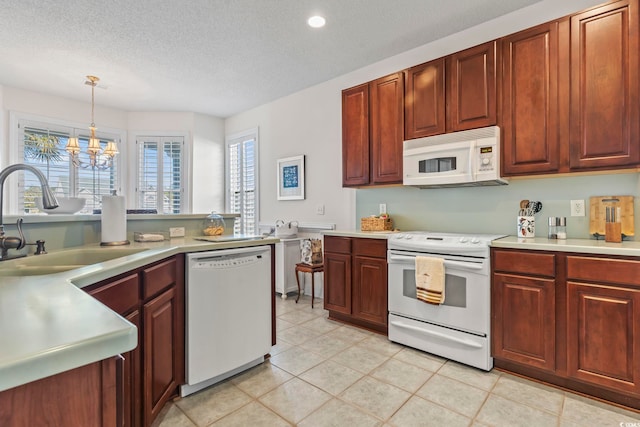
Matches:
[387,250,490,336]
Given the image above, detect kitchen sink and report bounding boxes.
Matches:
[0,247,149,276]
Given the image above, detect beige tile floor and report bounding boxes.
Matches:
[153,295,640,427]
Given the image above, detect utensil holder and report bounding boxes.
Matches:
[517,216,535,238]
[605,222,622,243]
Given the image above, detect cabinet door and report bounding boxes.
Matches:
[502,22,561,175]
[342,84,370,186]
[448,41,497,131]
[492,273,556,371]
[569,0,639,170]
[86,274,141,427]
[123,310,141,427]
[0,358,119,427]
[370,72,404,184]
[143,287,181,426]
[324,252,352,315]
[567,281,640,394]
[405,59,446,139]
[352,256,388,327]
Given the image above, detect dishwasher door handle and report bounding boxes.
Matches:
[188,245,270,262]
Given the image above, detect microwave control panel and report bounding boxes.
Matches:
[477,146,496,172]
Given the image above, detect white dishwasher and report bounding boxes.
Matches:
[181,245,272,397]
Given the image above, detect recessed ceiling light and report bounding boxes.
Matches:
[307,15,326,28]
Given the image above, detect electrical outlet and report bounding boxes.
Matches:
[379,203,387,214]
[570,200,585,217]
[316,204,325,215]
[169,227,185,237]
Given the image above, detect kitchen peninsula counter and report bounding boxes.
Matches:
[491,235,640,257]
[0,237,279,392]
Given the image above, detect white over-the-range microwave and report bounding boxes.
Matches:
[403,125,508,188]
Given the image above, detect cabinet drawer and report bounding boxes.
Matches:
[87,273,139,315]
[567,256,640,287]
[325,236,352,254]
[142,258,177,300]
[353,238,387,258]
[493,250,555,277]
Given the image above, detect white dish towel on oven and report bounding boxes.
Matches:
[415,256,445,305]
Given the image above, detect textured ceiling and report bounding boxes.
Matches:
[0,0,541,118]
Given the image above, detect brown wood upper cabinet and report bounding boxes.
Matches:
[447,41,498,132]
[502,0,639,176]
[501,22,561,175]
[342,72,404,187]
[404,58,446,139]
[404,41,497,140]
[569,0,639,171]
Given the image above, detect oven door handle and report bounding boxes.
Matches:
[390,320,483,349]
[387,254,483,271]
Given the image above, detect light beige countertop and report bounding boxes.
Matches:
[491,235,640,257]
[0,237,278,392]
[322,230,398,239]
[321,231,640,257]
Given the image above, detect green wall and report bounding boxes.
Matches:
[2,215,237,253]
[356,173,640,239]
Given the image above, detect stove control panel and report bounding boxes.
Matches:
[389,232,505,249]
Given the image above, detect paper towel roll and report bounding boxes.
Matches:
[101,195,129,245]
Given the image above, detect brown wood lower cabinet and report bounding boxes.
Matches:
[144,286,182,424]
[86,254,185,427]
[492,248,640,410]
[492,272,556,372]
[324,250,351,315]
[0,356,122,427]
[566,281,640,394]
[352,254,387,327]
[324,236,388,333]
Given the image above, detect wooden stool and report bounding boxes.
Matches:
[295,262,324,308]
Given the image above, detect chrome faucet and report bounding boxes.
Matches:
[0,163,58,260]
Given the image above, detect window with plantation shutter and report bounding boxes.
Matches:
[16,119,120,214]
[136,136,185,214]
[226,129,259,235]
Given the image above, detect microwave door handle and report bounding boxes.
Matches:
[388,254,483,271]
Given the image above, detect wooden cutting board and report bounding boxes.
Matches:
[589,195,634,238]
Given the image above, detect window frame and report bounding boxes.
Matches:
[8,111,126,215]
[225,128,259,235]
[133,133,189,214]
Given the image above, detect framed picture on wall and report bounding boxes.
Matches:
[277,155,305,200]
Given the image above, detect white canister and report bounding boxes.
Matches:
[517,216,535,238]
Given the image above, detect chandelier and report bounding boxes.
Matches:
[65,75,118,169]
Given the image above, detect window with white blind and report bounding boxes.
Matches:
[226,129,259,235]
[16,120,120,214]
[136,136,185,214]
